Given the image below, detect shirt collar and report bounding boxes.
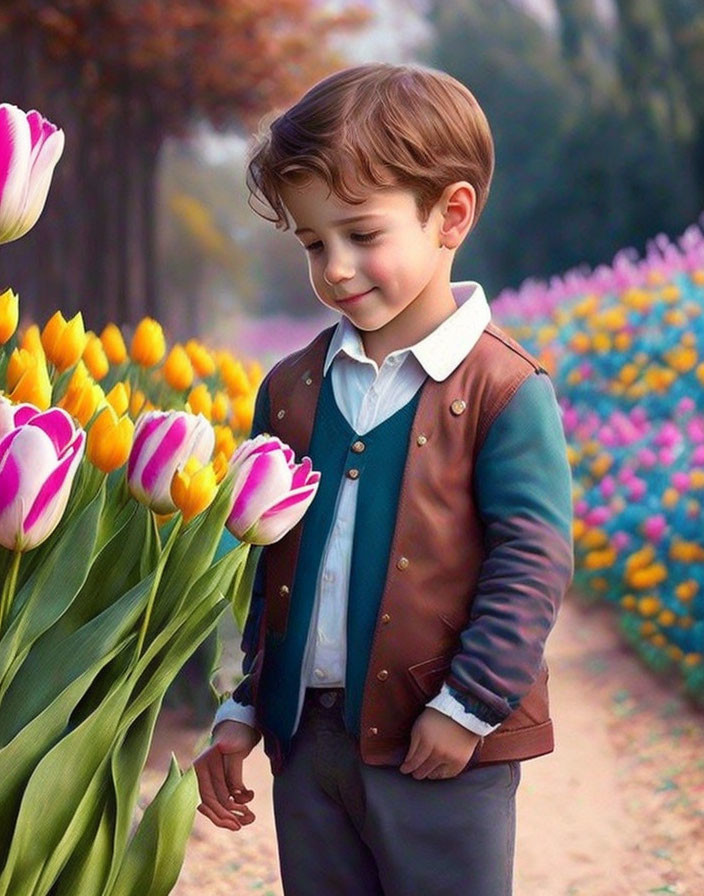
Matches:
[323,281,491,382]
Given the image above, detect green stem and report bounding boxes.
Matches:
[134,515,182,661]
[0,549,22,637]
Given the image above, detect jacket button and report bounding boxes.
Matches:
[376,669,389,681]
[416,434,427,446]
[305,377,313,386]
[279,585,290,596]
[368,727,378,736]
[451,399,467,416]
[277,409,286,419]
[347,468,360,480]
[396,556,409,570]
[381,613,391,624]
[351,440,365,453]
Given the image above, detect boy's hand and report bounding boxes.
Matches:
[400,708,481,780]
[193,719,261,831]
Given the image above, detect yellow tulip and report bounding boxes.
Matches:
[231,393,255,433]
[185,339,216,378]
[41,310,87,371]
[212,390,229,423]
[219,354,250,396]
[58,362,105,426]
[170,456,217,523]
[213,450,230,484]
[83,331,110,381]
[214,423,236,460]
[20,323,44,358]
[187,383,213,420]
[129,387,147,418]
[163,344,194,391]
[130,317,165,368]
[106,382,130,417]
[5,347,51,409]
[626,563,667,590]
[100,322,127,365]
[583,548,617,570]
[683,653,702,667]
[87,405,134,473]
[0,288,19,344]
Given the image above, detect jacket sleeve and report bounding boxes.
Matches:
[213,375,271,724]
[445,371,574,727]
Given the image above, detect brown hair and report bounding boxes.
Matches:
[247,63,495,230]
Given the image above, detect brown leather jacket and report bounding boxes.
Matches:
[242,323,573,771]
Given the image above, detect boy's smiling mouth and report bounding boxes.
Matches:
[334,288,374,305]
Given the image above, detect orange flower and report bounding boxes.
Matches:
[100,323,127,365]
[130,317,165,368]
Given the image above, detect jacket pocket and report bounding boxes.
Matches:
[407,656,452,700]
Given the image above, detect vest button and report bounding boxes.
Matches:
[279,585,290,597]
[381,613,391,624]
[351,440,366,453]
[416,434,427,446]
[376,669,389,681]
[368,727,379,736]
[277,409,286,420]
[396,556,409,570]
[347,468,360,480]
[451,399,467,416]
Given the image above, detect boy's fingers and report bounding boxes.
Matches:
[400,739,432,774]
[223,756,254,803]
[198,801,244,831]
[196,761,256,828]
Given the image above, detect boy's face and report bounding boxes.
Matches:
[281,176,451,338]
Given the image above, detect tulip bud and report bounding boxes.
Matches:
[163,344,194,392]
[20,323,44,358]
[86,404,134,473]
[214,423,236,461]
[219,355,250,397]
[82,331,109,381]
[41,310,87,372]
[187,383,212,420]
[0,104,65,244]
[213,450,229,484]
[58,361,105,426]
[130,317,165,368]
[226,435,320,545]
[0,406,84,550]
[0,288,19,344]
[129,388,147,419]
[6,347,52,409]
[170,456,218,523]
[230,394,255,433]
[127,410,214,514]
[100,323,127,365]
[185,339,215,378]
[105,381,130,417]
[212,390,229,423]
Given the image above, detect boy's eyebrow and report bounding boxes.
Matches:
[294,213,384,235]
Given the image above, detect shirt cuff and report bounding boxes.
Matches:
[212,696,258,733]
[427,684,502,736]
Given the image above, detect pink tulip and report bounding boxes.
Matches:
[0,396,41,438]
[226,434,320,545]
[127,410,214,514]
[0,405,85,551]
[0,104,64,244]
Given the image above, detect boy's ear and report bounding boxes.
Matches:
[438,182,476,250]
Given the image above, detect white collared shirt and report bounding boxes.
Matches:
[215,281,501,737]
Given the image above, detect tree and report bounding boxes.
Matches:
[0,0,366,331]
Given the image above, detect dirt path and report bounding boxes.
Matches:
[145,596,704,895]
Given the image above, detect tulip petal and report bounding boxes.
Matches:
[23,435,83,536]
[28,407,77,456]
[140,416,188,491]
[0,451,20,515]
[291,457,313,489]
[0,104,31,237]
[18,127,65,240]
[246,484,319,544]
[228,451,294,533]
[0,427,22,468]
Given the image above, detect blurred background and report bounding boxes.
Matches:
[1,0,703,358]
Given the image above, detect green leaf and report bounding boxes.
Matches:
[139,510,162,580]
[231,543,260,632]
[50,794,114,896]
[0,674,132,896]
[0,640,130,876]
[0,483,105,695]
[106,758,198,896]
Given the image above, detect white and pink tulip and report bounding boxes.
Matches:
[0,103,65,244]
[127,410,214,514]
[226,435,320,545]
[0,404,85,551]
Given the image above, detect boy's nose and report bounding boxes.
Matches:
[323,251,354,285]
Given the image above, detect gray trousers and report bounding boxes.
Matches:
[272,688,520,896]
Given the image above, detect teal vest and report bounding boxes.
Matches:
[257,371,421,744]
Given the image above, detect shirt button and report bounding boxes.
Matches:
[351,440,366,453]
[323,569,335,583]
[347,468,360,480]
[376,669,389,681]
[314,668,325,679]
[396,556,409,570]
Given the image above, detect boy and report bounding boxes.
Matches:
[194,63,573,895]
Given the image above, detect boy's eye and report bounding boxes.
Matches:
[302,241,323,253]
[352,231,380,244]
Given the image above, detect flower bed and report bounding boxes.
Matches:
[493,225,704,703]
